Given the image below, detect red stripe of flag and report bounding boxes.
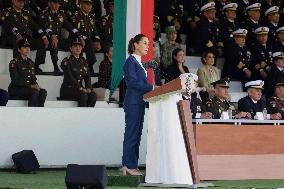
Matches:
[141,0,154,85]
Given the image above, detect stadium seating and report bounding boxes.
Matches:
[0,46,245,106]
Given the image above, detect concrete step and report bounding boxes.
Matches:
[6,100,119,108]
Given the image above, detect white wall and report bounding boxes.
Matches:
[0,107,148,168]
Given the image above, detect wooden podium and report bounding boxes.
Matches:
[143,77,284,184]
[143,77,201,186]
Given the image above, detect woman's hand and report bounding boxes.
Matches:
[178,62,186,74]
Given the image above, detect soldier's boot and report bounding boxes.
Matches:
[50,48,62,75]
[35,65,43,74]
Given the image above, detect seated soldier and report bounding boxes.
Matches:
[265,51,284,97]
[267,76,284,119]
[251,27,273,80]
[182,73,212,119]
[97,45,112,89]
[222,29,252,88]
[8,39,47,107]
[60,38,96,107]
[273,26,284,52]
[160,26,181,70]
[206,78,251,119]
[238,80,282,120]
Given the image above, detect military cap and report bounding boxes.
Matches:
[223,3,238,11]
[201,2,215,12]
[272,51,284,59]
[17,39,31,48]
[211,78,230,88]
[71,38,83,46]
[245,80,264,89]
[246,3,261,12]
[275,77,284,87]
[254,27,269,35]
[265,6,279,16]
[232,29,248,37]
[165,26,176,34]
[276,26,284,34]
[80,0,92,3]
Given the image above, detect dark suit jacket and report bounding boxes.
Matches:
[123,55,153,105]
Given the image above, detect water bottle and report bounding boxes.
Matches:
[228,109,233,119]
[197,106,201,113]
[263,108,267,120]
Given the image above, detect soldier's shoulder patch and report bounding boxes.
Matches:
[9,59,17,68]
[10,58,17,64]
[269,100,277,107]
[61,58,69,66]
[206,100,213,107]
[4,9,10,17]
[62,58,69,66]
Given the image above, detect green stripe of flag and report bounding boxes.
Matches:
[110,0,127,97]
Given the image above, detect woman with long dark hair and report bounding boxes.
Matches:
[122,34,154,176]
[164,48,189,83]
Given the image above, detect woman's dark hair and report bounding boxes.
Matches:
[128,34,146,54]
[104,45,113,60]
[171,48,184,66]
[201,50,215,64]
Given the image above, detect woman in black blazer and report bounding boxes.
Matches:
[163,48,189,83]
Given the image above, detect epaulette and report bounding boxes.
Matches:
[269,98,277,107]
[206,99,213,107]
[62,57,69,66]
[3,8,10,17]
[9,58,17,64]
[22,9,30,14]
[269,96,279,100]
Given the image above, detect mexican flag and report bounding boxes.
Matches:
[110,0,154,96]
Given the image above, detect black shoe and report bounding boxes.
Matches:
[89,67,95,74]
[107,97,118,104]
[53,67,62,76]
[35,66,43,74]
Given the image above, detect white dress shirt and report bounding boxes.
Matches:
[132,54,147,77]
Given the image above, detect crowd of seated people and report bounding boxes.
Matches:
[0,0,284,119]
[0,0,114,75]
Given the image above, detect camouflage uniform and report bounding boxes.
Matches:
[160,41,180,69]
[206,96,237,119]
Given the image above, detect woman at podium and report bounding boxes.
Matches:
[122,34,154,176]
